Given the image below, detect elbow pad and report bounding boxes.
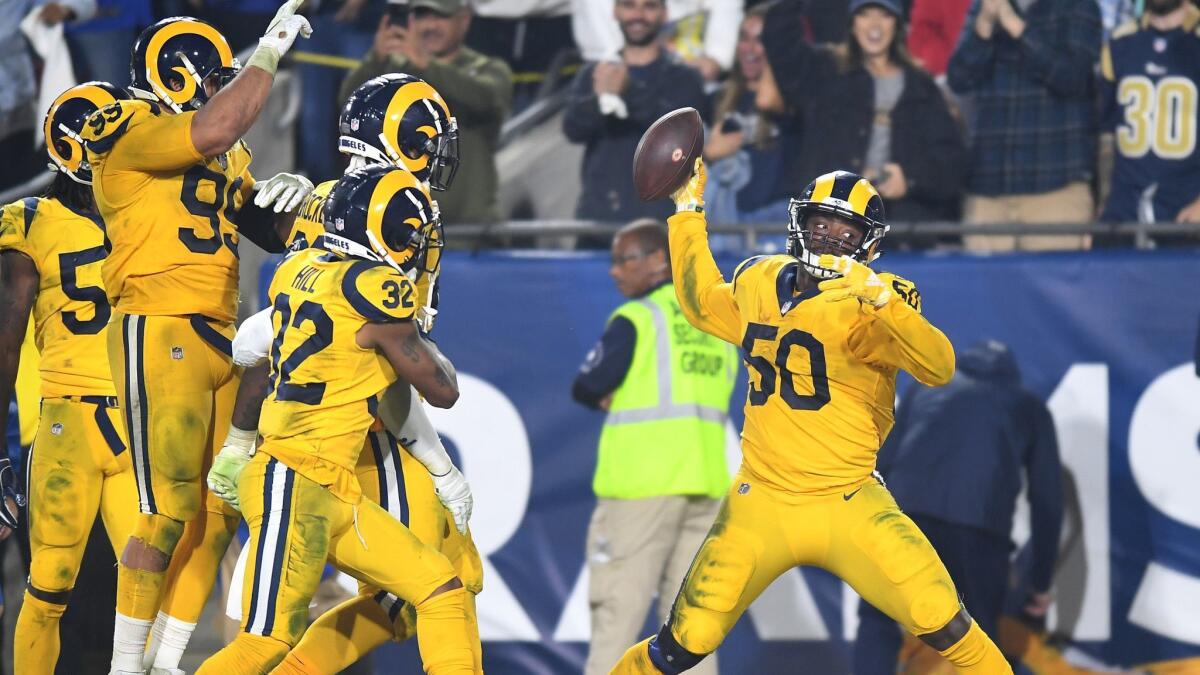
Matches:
[233,308,273,368]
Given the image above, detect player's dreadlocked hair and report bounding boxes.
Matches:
[42,171,96,214]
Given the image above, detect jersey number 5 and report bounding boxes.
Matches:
[269,292,334,405]
[742,323,830,410]
[59,247,111,335]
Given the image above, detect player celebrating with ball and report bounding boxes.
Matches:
[611,153,1011,673]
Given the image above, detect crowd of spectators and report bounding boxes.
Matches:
[2,0,1198,249]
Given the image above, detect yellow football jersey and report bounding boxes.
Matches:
[83,100,255,323]
[667,211,954,495]
[259,247,419,503]
[0,198,115,398]
[290,178,335,249]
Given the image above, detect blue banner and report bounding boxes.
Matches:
[264,249,1200,673]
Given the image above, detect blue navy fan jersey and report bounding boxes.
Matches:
[1100,10,1200,222]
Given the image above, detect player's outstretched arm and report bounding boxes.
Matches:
[0,250,37,445]
[191,0,312,157]
[359,320,459,408]
[821,256,954,386]
[667,159,743,344]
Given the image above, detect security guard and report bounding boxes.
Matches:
[572,218,737,675]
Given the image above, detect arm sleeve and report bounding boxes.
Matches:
[408,56,513,125]
[345,264,419,323]
[1025,399,1064,592]
[562,65,608,143]
[235,200,288,254]
[907,0,956,75]
[1014,0,1102,98]
[702,0,743,70]
[86,103,204,172]
[945,0,995,94]
[847,276,956,387]
[232,308,273,368]
[667,210,742,344]
[572,316,637,408]
[760,1,826,113]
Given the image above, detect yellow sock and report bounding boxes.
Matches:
[116,561,169,620]
[413,586,477,674]
[276,594,396,674]
[609,637,658,675]
[14,590,67,675]
[159,510,239,623]
[939,620,1014,673]
[195,632,290,675]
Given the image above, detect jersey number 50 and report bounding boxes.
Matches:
[742,323,830,410]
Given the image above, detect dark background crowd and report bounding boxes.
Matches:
[3,0,1199,250]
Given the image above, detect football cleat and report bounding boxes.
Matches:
[786,170,889,280]
[322,165,444,277]
[339,74,460,191]
[43,81,130,184]
[129,17,239,113]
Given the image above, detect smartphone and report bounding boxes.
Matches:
[386,2,409,26]
[720,114,743,134]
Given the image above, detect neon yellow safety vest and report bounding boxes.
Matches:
[595,283,737,500]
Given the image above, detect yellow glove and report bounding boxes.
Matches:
[671,158,706,212]
[817,255,892,307]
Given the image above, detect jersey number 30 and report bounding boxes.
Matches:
[742,323,830,410]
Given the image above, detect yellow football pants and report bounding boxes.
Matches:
[610,470,1011,673]
[278,429,485,673]
[108,312,240,623]
[197,450,477,674]
[14,396,139,675]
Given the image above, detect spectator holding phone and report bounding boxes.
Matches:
[702,4,800,231]
[341,0,513,224]
[758,0,968,241]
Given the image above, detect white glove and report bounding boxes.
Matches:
[254,173,314,214]
[431,466,473,535]
[233,307,273,368]
[259,0,313,59]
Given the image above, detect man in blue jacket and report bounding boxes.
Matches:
[853,340,1064,673]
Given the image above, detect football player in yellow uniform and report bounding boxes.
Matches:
[208,73,482,672]
[197,165,477,674]
[80,5,314,673]
[0,82,139,675]
[610,164,1012,674]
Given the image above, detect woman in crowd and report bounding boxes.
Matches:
[757,0,967,241]
[703,3,801,239]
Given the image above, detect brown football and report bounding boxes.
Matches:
[632,107,704,202]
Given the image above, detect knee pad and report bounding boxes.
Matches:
[648,624,708,674]
[908,579,962,634]
[918,606,973,651]
[682,536,755,614]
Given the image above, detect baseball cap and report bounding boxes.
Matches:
[410,0,466,14]
[848,0,904,18]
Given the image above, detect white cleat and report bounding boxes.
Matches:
[150,669,185,675]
